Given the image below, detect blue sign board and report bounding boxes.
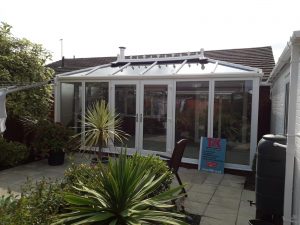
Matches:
[199,137,227,174]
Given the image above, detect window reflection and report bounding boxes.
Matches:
[213,80,253,165]
[175,81,209,159]
[115,85,136,148]
[85,82,108,109]
[143,85,168,152]
[61,83,82,133]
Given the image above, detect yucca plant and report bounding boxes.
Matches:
[79,100,129,161]
[53,153,188,225]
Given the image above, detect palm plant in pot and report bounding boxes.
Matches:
[78,100,129,163]
[32,120,73,166]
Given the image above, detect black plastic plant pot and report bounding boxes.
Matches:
[48,151,65,166]
[91,156,109,165]
[249,219,274,225]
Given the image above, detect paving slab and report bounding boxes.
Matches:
[204,204,238,223]
[238,200,256,218]
[203,173,224,185]
[186,191,213,204]
[214,185,243,200]
[209,195,240,210]
[201,216,236,225]
[189,183,217,195]
[241,189,255,202]
[184,200,208,215]
[236,214,253,225]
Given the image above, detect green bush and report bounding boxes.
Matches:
[54,153,187,225]
[0,137,29,167]
[31,120,73,157]
[133,154,173,196]
[63,154,173,196]
[0,194,19,225]
[0,178,65,225]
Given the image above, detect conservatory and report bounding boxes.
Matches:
[54,48,262,171]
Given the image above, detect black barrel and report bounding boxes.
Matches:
[256,134,286,222]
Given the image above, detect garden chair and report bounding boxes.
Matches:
[157,139,188,195]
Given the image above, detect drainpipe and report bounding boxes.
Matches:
[283,34,300,225]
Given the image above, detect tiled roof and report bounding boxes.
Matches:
[47,46,274,81]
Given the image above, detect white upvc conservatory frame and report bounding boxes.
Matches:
[54,53,262,171]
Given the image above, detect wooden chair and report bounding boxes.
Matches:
[157,139,188,195]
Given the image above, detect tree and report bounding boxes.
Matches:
[0,22,54,120]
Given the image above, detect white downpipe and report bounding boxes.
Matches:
[283,43,300,225]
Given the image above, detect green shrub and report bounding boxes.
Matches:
[54,152,187,225]
[0,178,65,225]
[133,154,173,196]
[0,194,19,225]
[31,120,73,158]
[63,154,173,196]
[0,137,29,167]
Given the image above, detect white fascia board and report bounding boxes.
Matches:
[268,30,300,84]
[57,72,261,81]
[267,43,291,83]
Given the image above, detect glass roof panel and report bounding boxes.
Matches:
[177,62,216,74]
[214,64,250,73]
[65,71,91,77]
[145,63,182,75]
[87,66,119,76]
[115,65,147,75]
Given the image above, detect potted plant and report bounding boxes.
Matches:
[32,120,72,166]
[77,100,129,163]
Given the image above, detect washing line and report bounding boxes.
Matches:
[0,79,53,133]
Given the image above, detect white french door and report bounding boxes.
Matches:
[111,81,140,154]
[111,80,173,155]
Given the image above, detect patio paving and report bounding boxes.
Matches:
[0,155,256,225]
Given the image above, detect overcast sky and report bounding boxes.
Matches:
[1,0,299,63]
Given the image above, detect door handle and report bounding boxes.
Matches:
[140,113,143,122]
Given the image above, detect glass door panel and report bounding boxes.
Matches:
[61,82,82,133]
[175,81,209,159]
[142,85,168,152]
[114,84,137,148]
[213,80,253,165]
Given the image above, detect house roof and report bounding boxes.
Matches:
[48,46,275,82]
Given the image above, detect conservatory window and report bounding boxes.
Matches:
[175,81,209,159]
[85,82,109,108]
[60,82,82,133]
[213,80,253,165]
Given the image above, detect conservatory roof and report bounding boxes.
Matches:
[57,49,262,78]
